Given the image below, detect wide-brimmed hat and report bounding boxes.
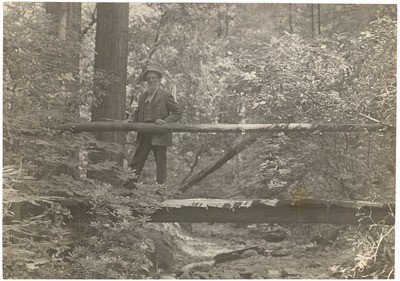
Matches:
[142,64,163,81]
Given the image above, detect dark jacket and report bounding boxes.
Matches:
[132,88,182,147]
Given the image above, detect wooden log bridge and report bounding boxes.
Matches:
[57,122,395,134]
[147,198,395,225]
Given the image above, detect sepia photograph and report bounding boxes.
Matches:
[3,1,396,279]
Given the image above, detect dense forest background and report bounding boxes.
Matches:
[3,3,396,279]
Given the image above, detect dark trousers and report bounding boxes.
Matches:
[130,133,167,185]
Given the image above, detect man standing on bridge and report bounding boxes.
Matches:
[126,64,182,193]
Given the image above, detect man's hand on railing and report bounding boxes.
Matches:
[155,119,166,125]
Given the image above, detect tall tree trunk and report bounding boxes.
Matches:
[45,3,81,180]
[45,3,81,41]
[179,136,259,193]
[311,4,314,38]
[225,4,229,38]
[88,3,129,184]
[318,4,321,34]
[289,4,293,33]
[45,2,81,114]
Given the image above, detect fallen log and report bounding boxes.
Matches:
[214,246,264,264]
[148,198,395,225]
[56,122,395,134]
[179,136,259,192]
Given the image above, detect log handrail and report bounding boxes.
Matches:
[56,122,395,134]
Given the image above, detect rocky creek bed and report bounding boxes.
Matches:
[155,222,357,279]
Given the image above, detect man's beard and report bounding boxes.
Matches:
[147,83,158,93]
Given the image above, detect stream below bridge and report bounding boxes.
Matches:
[152,222,356,279]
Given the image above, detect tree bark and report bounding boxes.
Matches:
[88,3,129,184]
[179,136,259,192]
[57,122,395,134]
[289,3,293,33]
[225,4,229,38]
[311,4,314,38]
[318,4,321,34]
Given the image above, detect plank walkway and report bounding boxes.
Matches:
[148,198,394,225]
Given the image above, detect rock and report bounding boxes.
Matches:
[232,238,246,246]
[177,261,213,278]
[180,261,213,273]
[282,268,300,277]
[214,252,241,263]
[192,271,209,279]
[306,261,322,268]
[246,223,258,229]
[292,251,306,259]
[236,266,247,273]
[244,264,269,278]
[208,271,218,279]
[241,249,259,258]
[305,242,319,252]
[267,269,282,278]
[238,272,252,279]
[263,230,287,242]
[309,229,340,245]
[218,270,241,279]
[178,270,191,279]
[250,273,264,279]
[160,275,176,279]
[271,248,291,257]
[214,246,264,264]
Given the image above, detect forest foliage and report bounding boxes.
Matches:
[3,3,396,278]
